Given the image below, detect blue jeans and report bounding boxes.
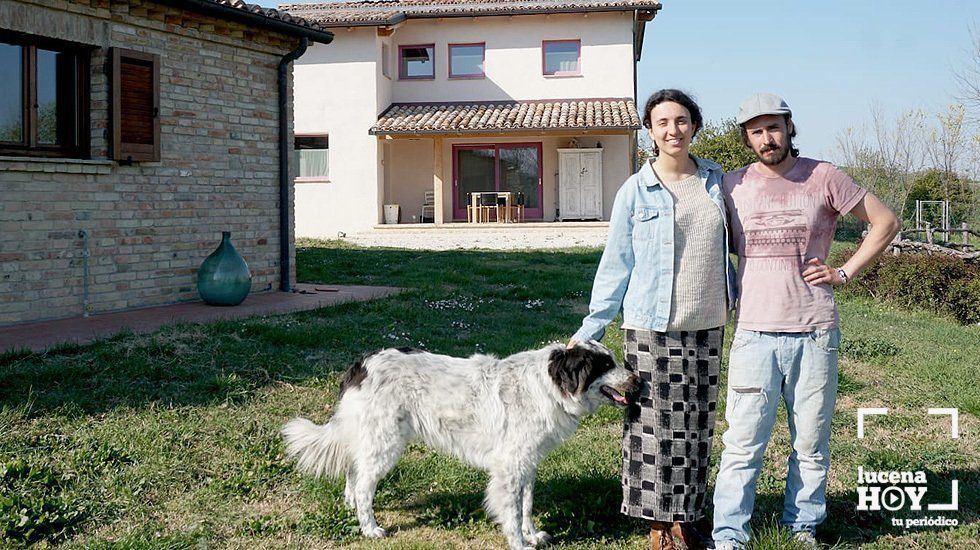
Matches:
[712,328,841,547]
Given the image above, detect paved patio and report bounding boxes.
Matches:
[339,221,610,250]
[0,283,400,353]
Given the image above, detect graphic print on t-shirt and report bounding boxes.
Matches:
[742,209,807,259]
[723,158,868,331]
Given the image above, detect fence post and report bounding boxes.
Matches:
[963,222,969,246]
[925,222,933,245]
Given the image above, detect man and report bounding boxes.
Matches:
[712,93,900,550]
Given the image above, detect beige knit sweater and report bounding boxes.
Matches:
[661,174,728,331]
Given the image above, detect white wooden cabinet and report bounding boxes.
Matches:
[558,148,603,220]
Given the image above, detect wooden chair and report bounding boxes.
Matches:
[477,192,498,223]
[420,190,435,223]
[510,191,525,223]
[466,192,476,223]
[496,194,509,223]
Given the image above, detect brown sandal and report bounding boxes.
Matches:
[650,521,677,550]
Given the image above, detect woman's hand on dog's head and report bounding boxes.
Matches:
[566,339,578,349]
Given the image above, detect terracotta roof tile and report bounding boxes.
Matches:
[206,0,329,33]
[279,0,661,27]
[370,98,640,135]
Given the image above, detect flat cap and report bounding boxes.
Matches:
[737,92,792,125]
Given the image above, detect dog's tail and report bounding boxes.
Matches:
[281,417,350,478]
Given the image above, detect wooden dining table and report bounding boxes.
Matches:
[470,191,515,223]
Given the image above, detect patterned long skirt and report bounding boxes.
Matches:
[620,327,723,522]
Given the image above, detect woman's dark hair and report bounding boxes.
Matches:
[642,89,703,156]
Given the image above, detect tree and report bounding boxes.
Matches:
[955,25,980,124]
[903,168,974,224]
[836,105,925,215]
[690,118,757,172]
[923,104,978,224]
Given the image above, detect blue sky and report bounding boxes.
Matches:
[264,0,979,160]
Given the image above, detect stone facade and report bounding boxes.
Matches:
[0,0,304,325]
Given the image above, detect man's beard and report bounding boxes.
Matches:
[757,141,791,166]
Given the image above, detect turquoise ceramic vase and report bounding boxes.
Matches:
[197,231,251,306]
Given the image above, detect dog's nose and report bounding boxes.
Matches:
[627,373,642,392]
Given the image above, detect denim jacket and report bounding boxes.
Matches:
[572,157,737,342]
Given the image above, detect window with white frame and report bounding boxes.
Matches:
[294,135,329,181]
[542,40,580,76]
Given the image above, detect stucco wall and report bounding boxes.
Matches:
[0,0,301,325]
[385,139,434,223]
[389,12,635,103]
[294,29,382,237]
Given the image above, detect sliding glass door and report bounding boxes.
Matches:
[452,143,543,220]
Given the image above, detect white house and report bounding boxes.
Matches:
[281,0,661,236]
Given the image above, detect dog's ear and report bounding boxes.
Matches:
[548,347,589,395]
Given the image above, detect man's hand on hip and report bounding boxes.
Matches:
[802,257,845,286]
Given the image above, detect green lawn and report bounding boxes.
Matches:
[0,240,977,548]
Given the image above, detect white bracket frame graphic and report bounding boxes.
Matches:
[857,407,888,439]
[927,408,959,439]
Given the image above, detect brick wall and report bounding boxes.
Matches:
[0,0,302,325]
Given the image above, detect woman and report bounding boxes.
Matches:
[569,89,735,550]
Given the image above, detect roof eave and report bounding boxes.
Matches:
[302,4,662,29]
[158,0,335,43]
[369,125,641,136]
[634,7,659,61]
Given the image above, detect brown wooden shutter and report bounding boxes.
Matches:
[110,48,159,162]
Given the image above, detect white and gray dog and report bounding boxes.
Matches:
[281,340,640,549]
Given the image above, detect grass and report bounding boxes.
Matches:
[0,239,977,548]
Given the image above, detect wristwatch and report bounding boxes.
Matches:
[836,267,849,285]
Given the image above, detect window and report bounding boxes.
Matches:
[0,34,89,158]
[542,40,580,76]
[399,44,434,80]
[294,135,329,181]
[448,43,485,79]
[110,48,160,162]
[381,43,391,78]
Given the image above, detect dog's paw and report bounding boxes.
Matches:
[362,526,387,539]
[524,530,552,546]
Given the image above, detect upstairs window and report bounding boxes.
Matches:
[399,44,434,80]
[294,135,329,182]
[542,40,581,76]
[0,35,89,158]
[449,43,485,79]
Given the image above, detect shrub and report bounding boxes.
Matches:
[829,247,980,324]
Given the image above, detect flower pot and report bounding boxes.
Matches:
[383,204,400,224]
[197,231,252,306]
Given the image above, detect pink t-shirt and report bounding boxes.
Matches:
[724,157,866,331]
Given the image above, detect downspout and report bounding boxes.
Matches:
[278,37,309,292]
[632,13,639,174]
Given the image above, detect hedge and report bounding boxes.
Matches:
[829,247,980,325]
